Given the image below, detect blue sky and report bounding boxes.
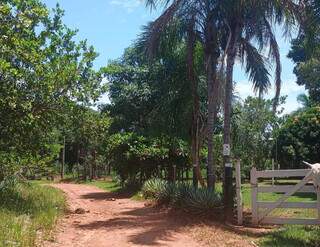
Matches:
[43,0,305,113]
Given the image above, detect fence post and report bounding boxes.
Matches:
[251,167,258,225]
[235,159,243,225]
[317,184,320,224]
[272,159,275,186]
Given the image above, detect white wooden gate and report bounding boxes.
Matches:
[251,167,320,225]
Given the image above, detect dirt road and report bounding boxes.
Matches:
[47,183,202,247]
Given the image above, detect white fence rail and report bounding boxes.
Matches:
[251,167,320,225]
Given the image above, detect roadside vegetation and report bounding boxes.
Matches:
[0,180,65,246]
[142,178,222,215]
[1,0,320,246]
[260,225,320,247]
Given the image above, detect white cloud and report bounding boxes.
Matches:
[235,80,304,98]
[279,80,304,95]
[235,80,305,113]
[235,82,255,98]
[99,93,111,105]
[109,0,142,13]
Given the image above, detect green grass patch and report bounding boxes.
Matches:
[83,179,121,192]
[74,178,143,200]
[240,180,319,246]
[241,181,317,219]
[0,182,66,247]
[260,225,320,247]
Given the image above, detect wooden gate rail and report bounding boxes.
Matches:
[251,167,320,225]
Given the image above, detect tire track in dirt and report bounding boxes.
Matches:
[46,183,202,247]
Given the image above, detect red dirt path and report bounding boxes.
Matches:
[46,183,202,247]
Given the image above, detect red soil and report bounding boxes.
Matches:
[46,183,202,247]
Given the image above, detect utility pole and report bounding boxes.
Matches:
[223,143,233,221]
[61,136,65,180]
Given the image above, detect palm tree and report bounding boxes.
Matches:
[220,0,301,219]
[141,0,223,189]
[142,1,301,198]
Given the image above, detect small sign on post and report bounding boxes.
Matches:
[223,144,230,156]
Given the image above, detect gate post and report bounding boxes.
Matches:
[251,167,258,225]
[317,184,320,224]
[235,159,243,225]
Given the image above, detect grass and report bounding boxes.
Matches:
[83,179,121,192]
[61,176,145,201]
[86,179,145,201]
[260,225,320,247]
[0,182,66,247]
[241,180,317,218]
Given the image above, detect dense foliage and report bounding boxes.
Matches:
[0,0,104,180]
[288,1,320,105]
[103,44,204,139]
[232,97,284,176]
[106,133,189,185]
[276,106,320,169]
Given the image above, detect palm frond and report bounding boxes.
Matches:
[263,19,282,112]
[137,18,186,60]
[145,0,172,11]
[140,0,182,58]
[239,38,271,96]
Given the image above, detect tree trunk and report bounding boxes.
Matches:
[108,162,111,175]
[77,146,80,179]
[223,25,240,221]
[188,21,205,187]
[205,23,219,191]
[91,150,96,180]
[60,136,65,180]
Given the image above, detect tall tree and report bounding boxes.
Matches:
[142,0,225,189]
[288,1,320,104]
[0,0,103,178]
[220,0,300,219]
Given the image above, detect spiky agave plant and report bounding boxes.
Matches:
[142,178,167,199]
[170,182,192,207]
[155,182,178,205]
[183,188,222,216]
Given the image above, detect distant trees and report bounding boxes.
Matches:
[102,43,199,184]
[232,97,284,177]
[105,133,189,185]
[276,106,320,169]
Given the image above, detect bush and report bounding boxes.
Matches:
[0,182,65,246]
[142,179,222,215]
[142,178,167,198]
[276,106,320,169]
[183,187,222,215]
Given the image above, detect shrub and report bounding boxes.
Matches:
[156,182,178,204]
[142,179,222,215]
[0,182,65,246]
[182,187,222,215]
[142,178,167,199]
